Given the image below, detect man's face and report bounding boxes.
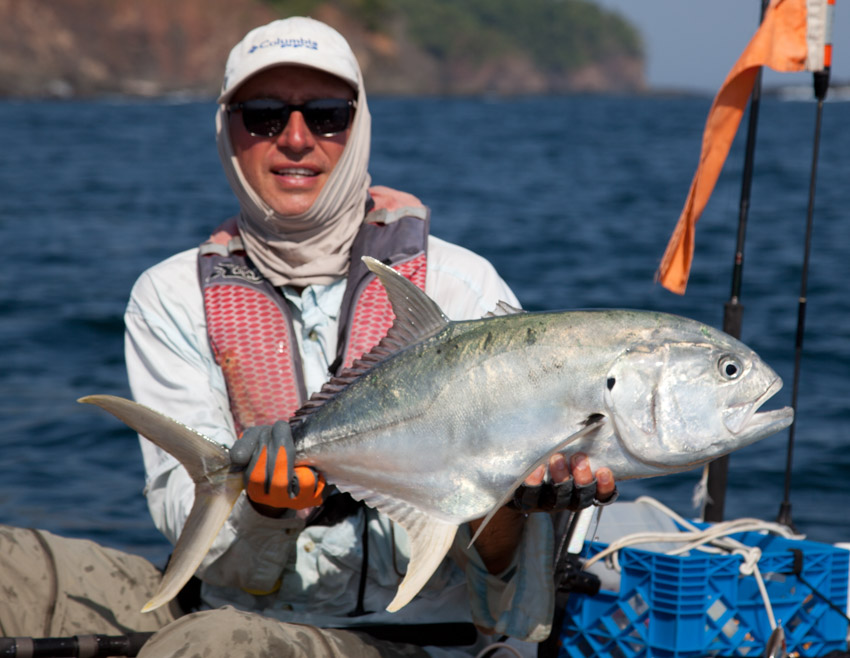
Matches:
[229,65,356,217]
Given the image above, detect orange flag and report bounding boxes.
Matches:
[657,0,833,294]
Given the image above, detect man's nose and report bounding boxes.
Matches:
[275,111,315,151]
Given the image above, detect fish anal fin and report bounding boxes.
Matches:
[387,520,456,613]
[334,482,458,613]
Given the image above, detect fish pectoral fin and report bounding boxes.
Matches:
[334,483,458,613]
[468,417,608,547]
[142,473,243,612]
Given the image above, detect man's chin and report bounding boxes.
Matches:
[267,187,323,217]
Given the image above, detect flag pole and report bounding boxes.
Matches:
[702,0,770,523]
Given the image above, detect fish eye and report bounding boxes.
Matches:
[718,355,743,380]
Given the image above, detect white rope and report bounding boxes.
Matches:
[582,497,804,631]
[734,547,777,630]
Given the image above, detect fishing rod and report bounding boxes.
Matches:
[776,20,833,529]
[703,0,770,523]
[706,0,834,525]
[0,633,152,658]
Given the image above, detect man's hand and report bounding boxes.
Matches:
[511,452,617,512]
[230,421,325,516]
[468,452,616,574]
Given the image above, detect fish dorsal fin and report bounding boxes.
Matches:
[333,481,458,612]
[484,300,525,317]
[294,257,450,419]
[362,255,450,339]
[468,416,608,546]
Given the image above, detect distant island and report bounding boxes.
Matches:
[0,0,645,98]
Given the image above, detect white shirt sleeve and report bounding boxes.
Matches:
[424,235,521,320]
[125,248,298,590]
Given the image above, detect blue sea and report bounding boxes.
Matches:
[1,93,848,569]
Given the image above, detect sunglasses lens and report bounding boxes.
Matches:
[240,100,289,137]
[233,99,353,137]
[302,100,354,135]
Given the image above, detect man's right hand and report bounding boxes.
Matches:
[230,421,325,513]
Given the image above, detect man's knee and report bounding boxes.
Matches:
[0,526,174,637]
[0,527,55,636]
[137,607,428,658]
[138,608,296,658]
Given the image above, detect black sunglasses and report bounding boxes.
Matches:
[227,98,356,137]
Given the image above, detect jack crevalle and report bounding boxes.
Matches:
[80,257,793,614]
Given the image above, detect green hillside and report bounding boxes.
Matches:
[0,0,644,98]
[266,0,644,72]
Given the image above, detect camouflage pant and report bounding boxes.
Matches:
[0,526,176,638]
[138,607,431,658]
[0,526,431,657]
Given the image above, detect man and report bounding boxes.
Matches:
[0,17,614,657]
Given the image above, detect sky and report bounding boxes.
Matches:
[593,0,849,93]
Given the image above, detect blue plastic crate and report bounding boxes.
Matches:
[561,529,849,657]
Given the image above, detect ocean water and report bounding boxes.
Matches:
[1,93,848,569]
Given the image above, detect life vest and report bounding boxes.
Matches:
[198,208,429,436]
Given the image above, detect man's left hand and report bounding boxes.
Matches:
[230,421,325,515]
[468,452,616,574]
[510,452,617,513]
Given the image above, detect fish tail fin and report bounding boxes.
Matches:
[78,394,243,612]
[141,473,242,612]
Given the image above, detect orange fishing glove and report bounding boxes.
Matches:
[230,421,325,510]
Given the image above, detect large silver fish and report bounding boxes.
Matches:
[80,257,793,614]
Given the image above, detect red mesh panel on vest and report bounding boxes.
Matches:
[343,254,427,369]
[205,285,301,434]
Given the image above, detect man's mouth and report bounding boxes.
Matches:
[273,167,318,177]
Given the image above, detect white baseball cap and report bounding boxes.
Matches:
[218,17,360,104]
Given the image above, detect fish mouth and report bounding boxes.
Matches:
[725,377,794,442]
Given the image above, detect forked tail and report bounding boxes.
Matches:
[79,395,243,612]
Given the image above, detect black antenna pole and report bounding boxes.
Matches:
[777,51,831,529]
[702,0,769,523]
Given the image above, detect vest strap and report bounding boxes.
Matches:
[198,211,430,432]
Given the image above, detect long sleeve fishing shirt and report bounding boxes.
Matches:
[124,234,556,654]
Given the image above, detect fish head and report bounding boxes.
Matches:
[603,327,793,472]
